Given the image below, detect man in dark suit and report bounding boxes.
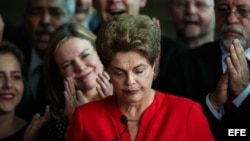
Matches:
[157,0,250,140]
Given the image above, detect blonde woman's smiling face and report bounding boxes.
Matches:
[55,37,103,91]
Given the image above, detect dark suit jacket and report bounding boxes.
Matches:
[160,41,250,141]
[152,36,187,89]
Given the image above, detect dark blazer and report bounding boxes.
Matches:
[152,36,187,89]
[160,41,250,141]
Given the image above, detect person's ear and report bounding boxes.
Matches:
[140,0,148,8]
[152,62,156,73]
[152,61,159,79]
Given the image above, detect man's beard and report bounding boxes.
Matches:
[220,36,247,51]
[219,25,248,51]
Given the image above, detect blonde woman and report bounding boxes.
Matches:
[37,22,112,141]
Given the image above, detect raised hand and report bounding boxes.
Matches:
[227,39,249,96]
[209,39,250,111]
[96,71,113,98]
[63,77,88,120]
[23,106,50,141]
[64,73,113,120]
[152,17,160,29]
[209,72,229,111]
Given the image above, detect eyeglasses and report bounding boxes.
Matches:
[215,6,250,18]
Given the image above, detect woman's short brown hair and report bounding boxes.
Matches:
[96,13,161,68]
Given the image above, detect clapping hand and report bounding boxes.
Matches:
[152,17,160,29]
[227,39,249,96]
[23,106,50,141]
[63,77,87,120]
[210,72,229,110]
[63,72,113,120]
[96,71,113,98]
[210,39,249,110]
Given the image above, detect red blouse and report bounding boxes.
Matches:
[66,91,214,141]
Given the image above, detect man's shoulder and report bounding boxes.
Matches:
[160,35,187,49]
[180,41,220,57]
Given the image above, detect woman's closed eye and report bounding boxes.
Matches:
[80,53,90,60]
[135,69,144,75]
[134,65,146,75]
[12,74,22,80]
[113,70,124,76]
[62,62,72,69]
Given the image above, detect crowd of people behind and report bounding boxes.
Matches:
[0,0,250,141]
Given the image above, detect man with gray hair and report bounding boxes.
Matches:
[169,0,215,48]
[164,0,250,140]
